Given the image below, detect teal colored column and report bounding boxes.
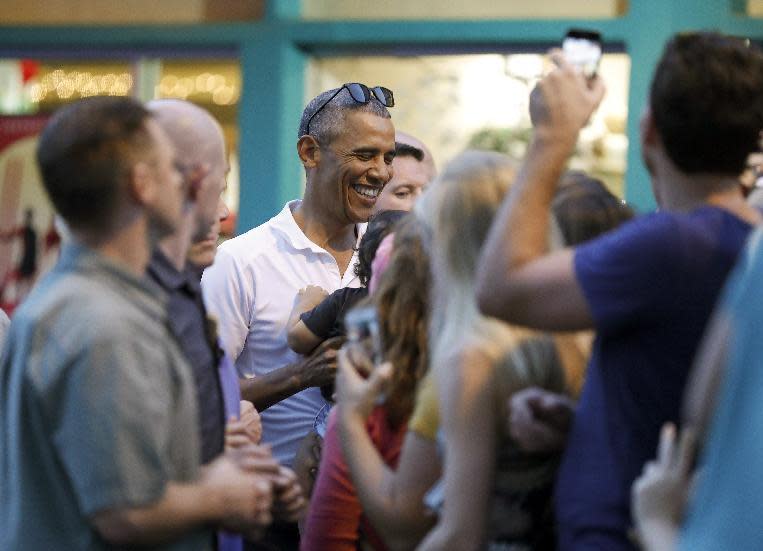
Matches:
[236,33,305,232]
[620,0,673,212]
[620,0,763,212]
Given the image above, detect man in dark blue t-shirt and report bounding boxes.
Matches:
[477,33,763,550]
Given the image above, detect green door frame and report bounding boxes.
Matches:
[1,0,760,230]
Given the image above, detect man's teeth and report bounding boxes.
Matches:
[352,184,380,198]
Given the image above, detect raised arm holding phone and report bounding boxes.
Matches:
[478,33,763,549]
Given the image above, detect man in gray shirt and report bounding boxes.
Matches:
[0,96,273,550]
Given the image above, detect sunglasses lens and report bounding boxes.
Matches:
[345,83,369,103]
[372,86,394,107]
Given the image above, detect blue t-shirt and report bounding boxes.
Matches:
[555,206,755,550]
[680,228,763,549]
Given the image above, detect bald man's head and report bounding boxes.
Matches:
[373,130,436,214]
[148,99,224,171]
[148,99,229,249]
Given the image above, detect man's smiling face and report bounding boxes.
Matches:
[313,110,396,224]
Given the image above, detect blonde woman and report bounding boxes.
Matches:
[337,150,568,550]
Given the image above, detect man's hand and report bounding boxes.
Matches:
[529,49,606,147]
[296,285,329,312]
[508,387,575,453]
[225,400,262,450]
[292,430,324,500]
[335,345,391,421]
[302,336,345,388]
[239,336,346,411]
[271,466,308,522]
[201,453,274,538]
[227,443,281,478]
[631,423,697,551]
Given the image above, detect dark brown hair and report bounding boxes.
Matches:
[552,172,635,246]
[650,32,763,175]
[36,96,154,232]
[354,209,407,287]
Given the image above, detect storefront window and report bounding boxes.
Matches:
[308,52,629,195]
[0,56,241,312]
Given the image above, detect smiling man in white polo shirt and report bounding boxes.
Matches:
[202,84,395,474]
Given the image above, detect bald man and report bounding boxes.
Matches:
[373,131,436,214]
[147,99,235,466]
[149,98,306,550]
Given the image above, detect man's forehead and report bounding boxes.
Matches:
[341,110,393,133]
[393,156,430,180]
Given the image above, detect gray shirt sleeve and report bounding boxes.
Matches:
[47,329,179,516]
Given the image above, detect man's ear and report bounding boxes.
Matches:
[297,135,321,169]
[185,163,210,202]
[128,161,154,206]
[640,107,659,147]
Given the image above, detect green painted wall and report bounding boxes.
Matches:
[0,0,760,228]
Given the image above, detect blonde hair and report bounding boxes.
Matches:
[417,150,565,393]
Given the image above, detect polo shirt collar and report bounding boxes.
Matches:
[270,200,366,254]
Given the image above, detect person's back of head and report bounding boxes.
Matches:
[37,96,159,237]
[354,209,407,287]
[416,150,519,364]
[370,215,432,428]
[552,172,635,247]
[417,150,517,286]
[650,32,763,176]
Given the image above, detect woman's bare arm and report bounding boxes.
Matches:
[417,346,497,551]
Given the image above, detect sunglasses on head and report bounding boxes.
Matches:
[305,82,394,137]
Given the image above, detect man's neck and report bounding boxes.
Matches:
[156,235,190,272]
[652,159,761,224]
[292,199,357,253]
[154,212,195,271]
[74,217,154,277]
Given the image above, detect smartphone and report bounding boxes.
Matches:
[344,305,383,367]
[423,478,445,515]
[563,29,602,78]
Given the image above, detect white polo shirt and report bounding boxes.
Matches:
[201,200,364,465]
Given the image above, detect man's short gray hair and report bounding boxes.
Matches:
[298,86,391,144]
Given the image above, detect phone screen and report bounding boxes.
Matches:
[344,305,383,366]
[563,29,602,78]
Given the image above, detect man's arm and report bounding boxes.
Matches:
[92,453,273,545]
[476,51,605,331]
[240,337,343,411]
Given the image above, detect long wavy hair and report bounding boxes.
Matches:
[371,215,432,429]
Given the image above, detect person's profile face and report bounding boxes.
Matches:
[192,127,228,243]
[373,155,429,213]
[314,110,395,224]
[144,120,185,238]
[188,194,229,269]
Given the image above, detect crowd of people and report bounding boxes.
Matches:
[1,30,762,551]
